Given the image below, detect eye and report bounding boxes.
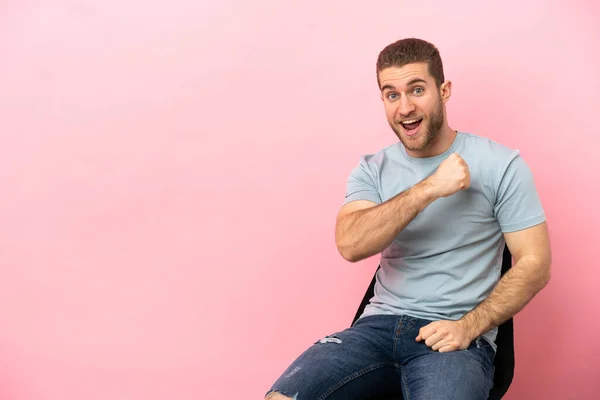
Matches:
[413,87,424,95]
[386,92,398,100]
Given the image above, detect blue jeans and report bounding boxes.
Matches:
[266,314,495,400]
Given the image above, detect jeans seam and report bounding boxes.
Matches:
[392,317,403,353]
[393,316,416,354]
[317,361,397,400]
[400,365,411,400]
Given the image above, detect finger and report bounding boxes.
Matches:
[437,343,459,353]
[416,323,437,341]
[415,327,425,341]
[431,337,453,351]
[425,331,445,348]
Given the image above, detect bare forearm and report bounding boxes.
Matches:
[336,180,437,262]
[459,256,551,338]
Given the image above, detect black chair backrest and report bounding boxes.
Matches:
[351,244,515,400]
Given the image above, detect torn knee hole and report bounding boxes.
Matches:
[317,335,342,344]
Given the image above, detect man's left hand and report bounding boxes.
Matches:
[415,320,476,352]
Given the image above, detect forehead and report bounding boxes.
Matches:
[378,62,432,89]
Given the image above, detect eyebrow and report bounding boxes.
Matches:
[381,78,428,92]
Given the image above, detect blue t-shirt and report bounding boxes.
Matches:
[344,131,546,348]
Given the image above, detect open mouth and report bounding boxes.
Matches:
[400,118,423,135]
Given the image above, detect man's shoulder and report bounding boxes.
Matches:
[460,131,514,153]
[459,131,520,164]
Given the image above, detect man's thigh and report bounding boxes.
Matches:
[401,337,495,400]
[266,315,404,400]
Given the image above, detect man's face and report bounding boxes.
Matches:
[379,62,448,154]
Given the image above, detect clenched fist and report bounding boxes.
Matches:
[427,153,470,198]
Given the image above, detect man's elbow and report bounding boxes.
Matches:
[335,229,357,262]
[535,255,552,290]
[335,237,365,263]
[540,261,552,288]
[542,248,552,283]
[337,245,361,263]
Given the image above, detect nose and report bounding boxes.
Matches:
[397,96,416,117]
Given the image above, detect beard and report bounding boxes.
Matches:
[390,97,445,152]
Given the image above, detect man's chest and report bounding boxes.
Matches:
[378,164,497,247]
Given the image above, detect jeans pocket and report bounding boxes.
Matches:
[478,337,497,363]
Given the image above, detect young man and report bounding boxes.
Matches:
[266,38,551,400]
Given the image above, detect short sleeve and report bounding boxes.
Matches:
[494,153,546,232]
[344,156,382,205]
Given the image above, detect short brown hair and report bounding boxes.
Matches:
[376,38,445,88]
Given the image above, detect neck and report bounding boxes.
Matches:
[406,125,457,158]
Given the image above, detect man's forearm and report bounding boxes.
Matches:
[459,256,551,339]
[336,179,438,262]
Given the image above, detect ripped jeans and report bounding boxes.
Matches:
[266,314,495,400]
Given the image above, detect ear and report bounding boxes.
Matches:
[440,80,452,103]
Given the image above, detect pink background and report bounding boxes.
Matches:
[0,1,598,399]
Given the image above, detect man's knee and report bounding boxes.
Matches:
[265,390,295,400]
